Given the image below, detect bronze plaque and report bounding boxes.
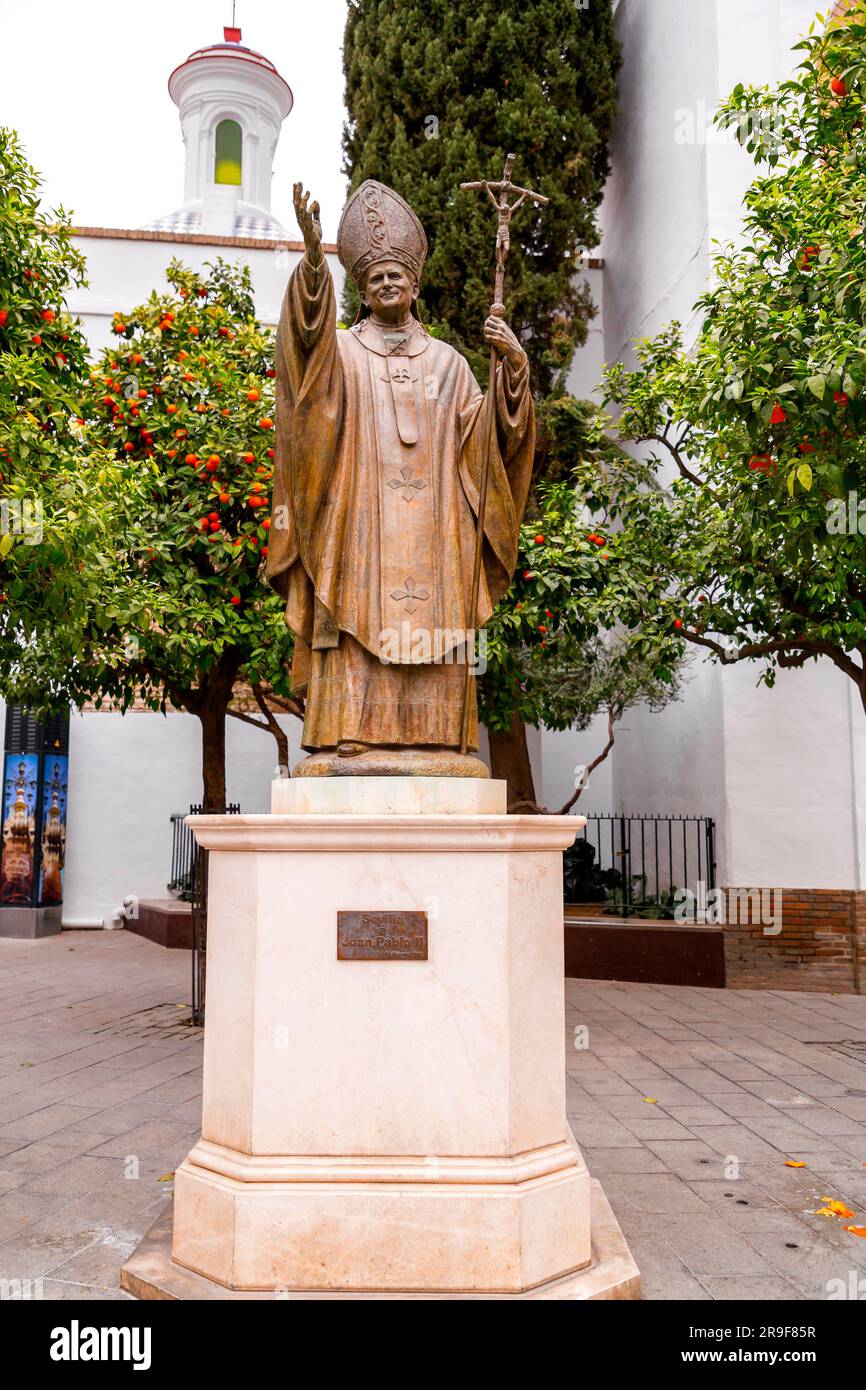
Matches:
[337,910,428,961]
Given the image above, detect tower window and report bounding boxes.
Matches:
[214,120,243,186]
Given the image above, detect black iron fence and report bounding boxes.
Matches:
[168,812,197,902]
[563,813,716,919]
[168,804,241,902]
[169,805,240,1026]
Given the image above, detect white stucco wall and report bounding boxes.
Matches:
[851,682,866,888]
[565,267,605,401]
[68,232,345,353]
[722,662,861,889]
[599,0,718,365]
[60,708,305,926]
[540,717,615,816]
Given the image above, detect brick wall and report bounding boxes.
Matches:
[724,888,866,994]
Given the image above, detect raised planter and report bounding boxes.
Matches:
[564,908,725,988]
[127,898,193,950]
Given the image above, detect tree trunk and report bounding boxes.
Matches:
[271,722,289,772]
[198,694,228,812]
[193,653,242,812]
[488,710,537,811]
[555,710,616,816]
[252,683,290,771]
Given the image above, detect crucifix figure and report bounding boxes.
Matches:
[266,164,543,777]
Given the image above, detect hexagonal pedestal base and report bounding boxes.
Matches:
[169,1136,590,1293]
[121,1179,639,1301]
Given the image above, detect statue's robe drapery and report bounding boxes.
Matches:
[265,254,535,751]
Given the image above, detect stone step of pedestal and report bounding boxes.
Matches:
[271,774,508,815]
[122,1179,640,1301]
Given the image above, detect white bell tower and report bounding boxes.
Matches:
[150,26,293,239]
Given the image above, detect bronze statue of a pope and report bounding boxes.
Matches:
[266,179,535,776]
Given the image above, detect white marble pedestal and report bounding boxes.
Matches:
[122,778,639,1299]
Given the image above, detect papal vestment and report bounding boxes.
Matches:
[266,255,535,751]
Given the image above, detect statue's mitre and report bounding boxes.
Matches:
[337,180,427,285]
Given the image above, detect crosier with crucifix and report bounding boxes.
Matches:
[266,166,541,778]
[458,155,549,752]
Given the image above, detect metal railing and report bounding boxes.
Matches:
[169,805,240,1025]
[168,812,197,902]
[563,813,716,919]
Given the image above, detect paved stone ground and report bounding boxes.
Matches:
[0,931,198,1300]
[1,931,865,1300]
[566,977,866,1300]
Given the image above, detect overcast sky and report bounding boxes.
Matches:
[0,0,349,240]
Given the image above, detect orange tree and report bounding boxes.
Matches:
[0,128,136,700]
[76,259,298,808]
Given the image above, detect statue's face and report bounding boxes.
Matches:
[361,260,418,323]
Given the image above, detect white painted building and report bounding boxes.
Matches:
[68,25,318,355]
[10,7,863,929]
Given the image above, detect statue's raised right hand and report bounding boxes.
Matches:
[293,182,322,264]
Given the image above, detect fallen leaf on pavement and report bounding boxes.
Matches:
[817,1198,855,1219]
[785,1160,807,1168]
[845,1226,866,1238]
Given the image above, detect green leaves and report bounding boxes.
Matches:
[786,461,814,496]
[807,373,826,399]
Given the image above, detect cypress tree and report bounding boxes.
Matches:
[342,0,620,395]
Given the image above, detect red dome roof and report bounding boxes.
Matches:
[168,27,291,101]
